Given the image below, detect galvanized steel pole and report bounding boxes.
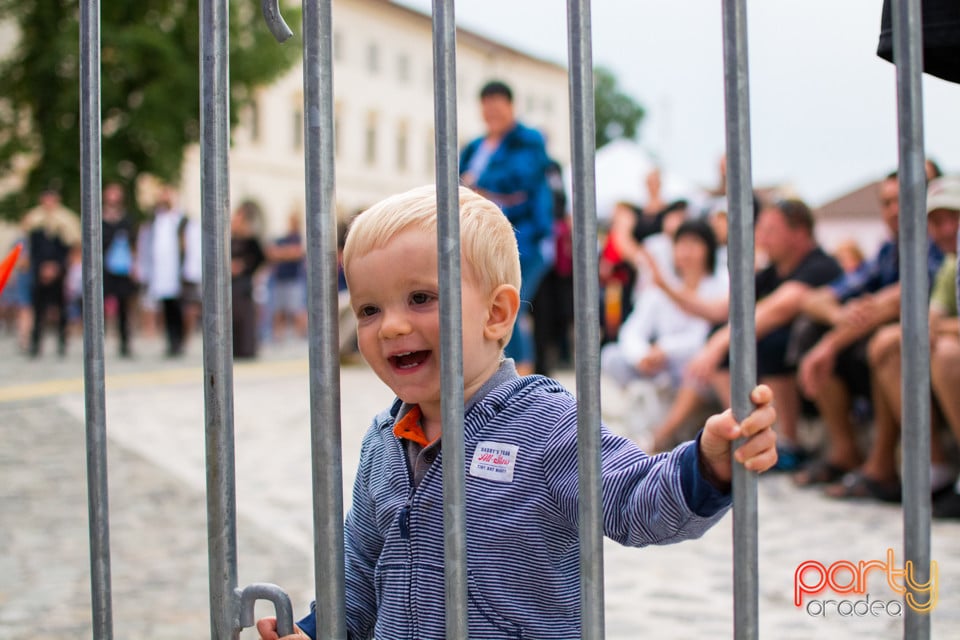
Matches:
[79,1,113,637]
[566,2,605,638]
[199,0,239,636]
[302,0,348,636]
[721,1,759,638]
[892,0,931,637]
[431,1,469,637]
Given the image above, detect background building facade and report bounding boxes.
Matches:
[178,0,571,234]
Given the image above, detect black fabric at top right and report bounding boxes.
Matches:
[877,0,960,85]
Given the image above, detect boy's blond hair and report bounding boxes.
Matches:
[343,185,521,297]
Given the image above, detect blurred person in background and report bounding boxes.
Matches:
[64,245,83,337]
[138,185,188,357]
[532,159,574,376]
[793,172,951,487]
[810,176,960,501]
[684,199,843,469]
[269,211,308,341]
[598,202,639,343]
[102,182,137,357]
[832,239,866,275]
[601,219,726,449]
[22,188,80,357]
[2,235,33,352]
[179,214,203,344]
[460,80,555,375]
[231,201,266,359]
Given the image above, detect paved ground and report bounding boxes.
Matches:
[1,331,959,639]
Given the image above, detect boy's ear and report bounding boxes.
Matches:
[485,284,520,342]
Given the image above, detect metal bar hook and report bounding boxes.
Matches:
[237,583,295,636]
[262,0,294,42]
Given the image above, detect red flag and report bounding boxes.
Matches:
[0,243,22,295]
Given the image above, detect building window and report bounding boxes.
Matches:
[367,42,379,74]
[397,53,410,84]
[293,107,303,150]
[396,121,408,172]
[365,112,378,166]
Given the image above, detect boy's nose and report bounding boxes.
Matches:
[378,309,411,339]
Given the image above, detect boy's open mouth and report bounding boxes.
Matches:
[390,350,430,370]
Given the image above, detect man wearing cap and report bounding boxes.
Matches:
[795,173,958,498]
[927,176,960,517]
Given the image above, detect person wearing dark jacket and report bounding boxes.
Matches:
[23,189,80,357]
[231,201,266,359]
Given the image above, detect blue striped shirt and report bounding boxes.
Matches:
[299,371,730,639]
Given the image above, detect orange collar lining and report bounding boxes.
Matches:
[393,405,430,448]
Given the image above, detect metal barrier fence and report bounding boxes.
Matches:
[75,0,933,638]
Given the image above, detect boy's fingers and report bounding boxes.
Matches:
[734,428,776,465]
[256,617,280,640]
[749,384,773,406]
[738,404,777,438]
[705,409,739,440]
[736,436,779,472]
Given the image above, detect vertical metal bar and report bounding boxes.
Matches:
[302,0,348,636]
[431,1,468,638]
[892,1,931,637]
[720,1,759,638]
[200,0,239,636]
[79,1,113,637]
[566,2,604,638]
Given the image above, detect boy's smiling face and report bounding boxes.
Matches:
[347,227,514,429]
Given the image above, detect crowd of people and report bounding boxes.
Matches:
[593,161,960,521]
[3,80,959,524]
[0,183,319,361]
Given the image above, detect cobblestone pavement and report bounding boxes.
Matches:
[1,333,959,639]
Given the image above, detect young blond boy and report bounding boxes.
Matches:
[259,185,777,639]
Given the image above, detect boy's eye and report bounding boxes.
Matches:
[356,305,379,318]
[410,292,436,306]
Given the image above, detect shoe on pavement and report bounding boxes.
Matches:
[933,490,960,519]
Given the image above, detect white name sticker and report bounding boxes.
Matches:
[469,441,519,483]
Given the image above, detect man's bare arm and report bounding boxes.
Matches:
[801,285,842,326]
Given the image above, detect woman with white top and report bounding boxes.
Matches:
[601,220,727,447]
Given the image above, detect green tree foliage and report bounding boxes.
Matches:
[0,0,301,219]
[594,66,645,149]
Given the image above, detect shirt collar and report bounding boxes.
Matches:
[392,359,519,445]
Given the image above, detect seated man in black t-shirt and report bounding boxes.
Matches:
[683,199,842,467]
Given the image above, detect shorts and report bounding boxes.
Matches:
[7,269,32,306]
[720,324,794,378]
[756,325,793,377]
[273,279,306,314]
[833,337,871,399]
[786,315,871,399]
